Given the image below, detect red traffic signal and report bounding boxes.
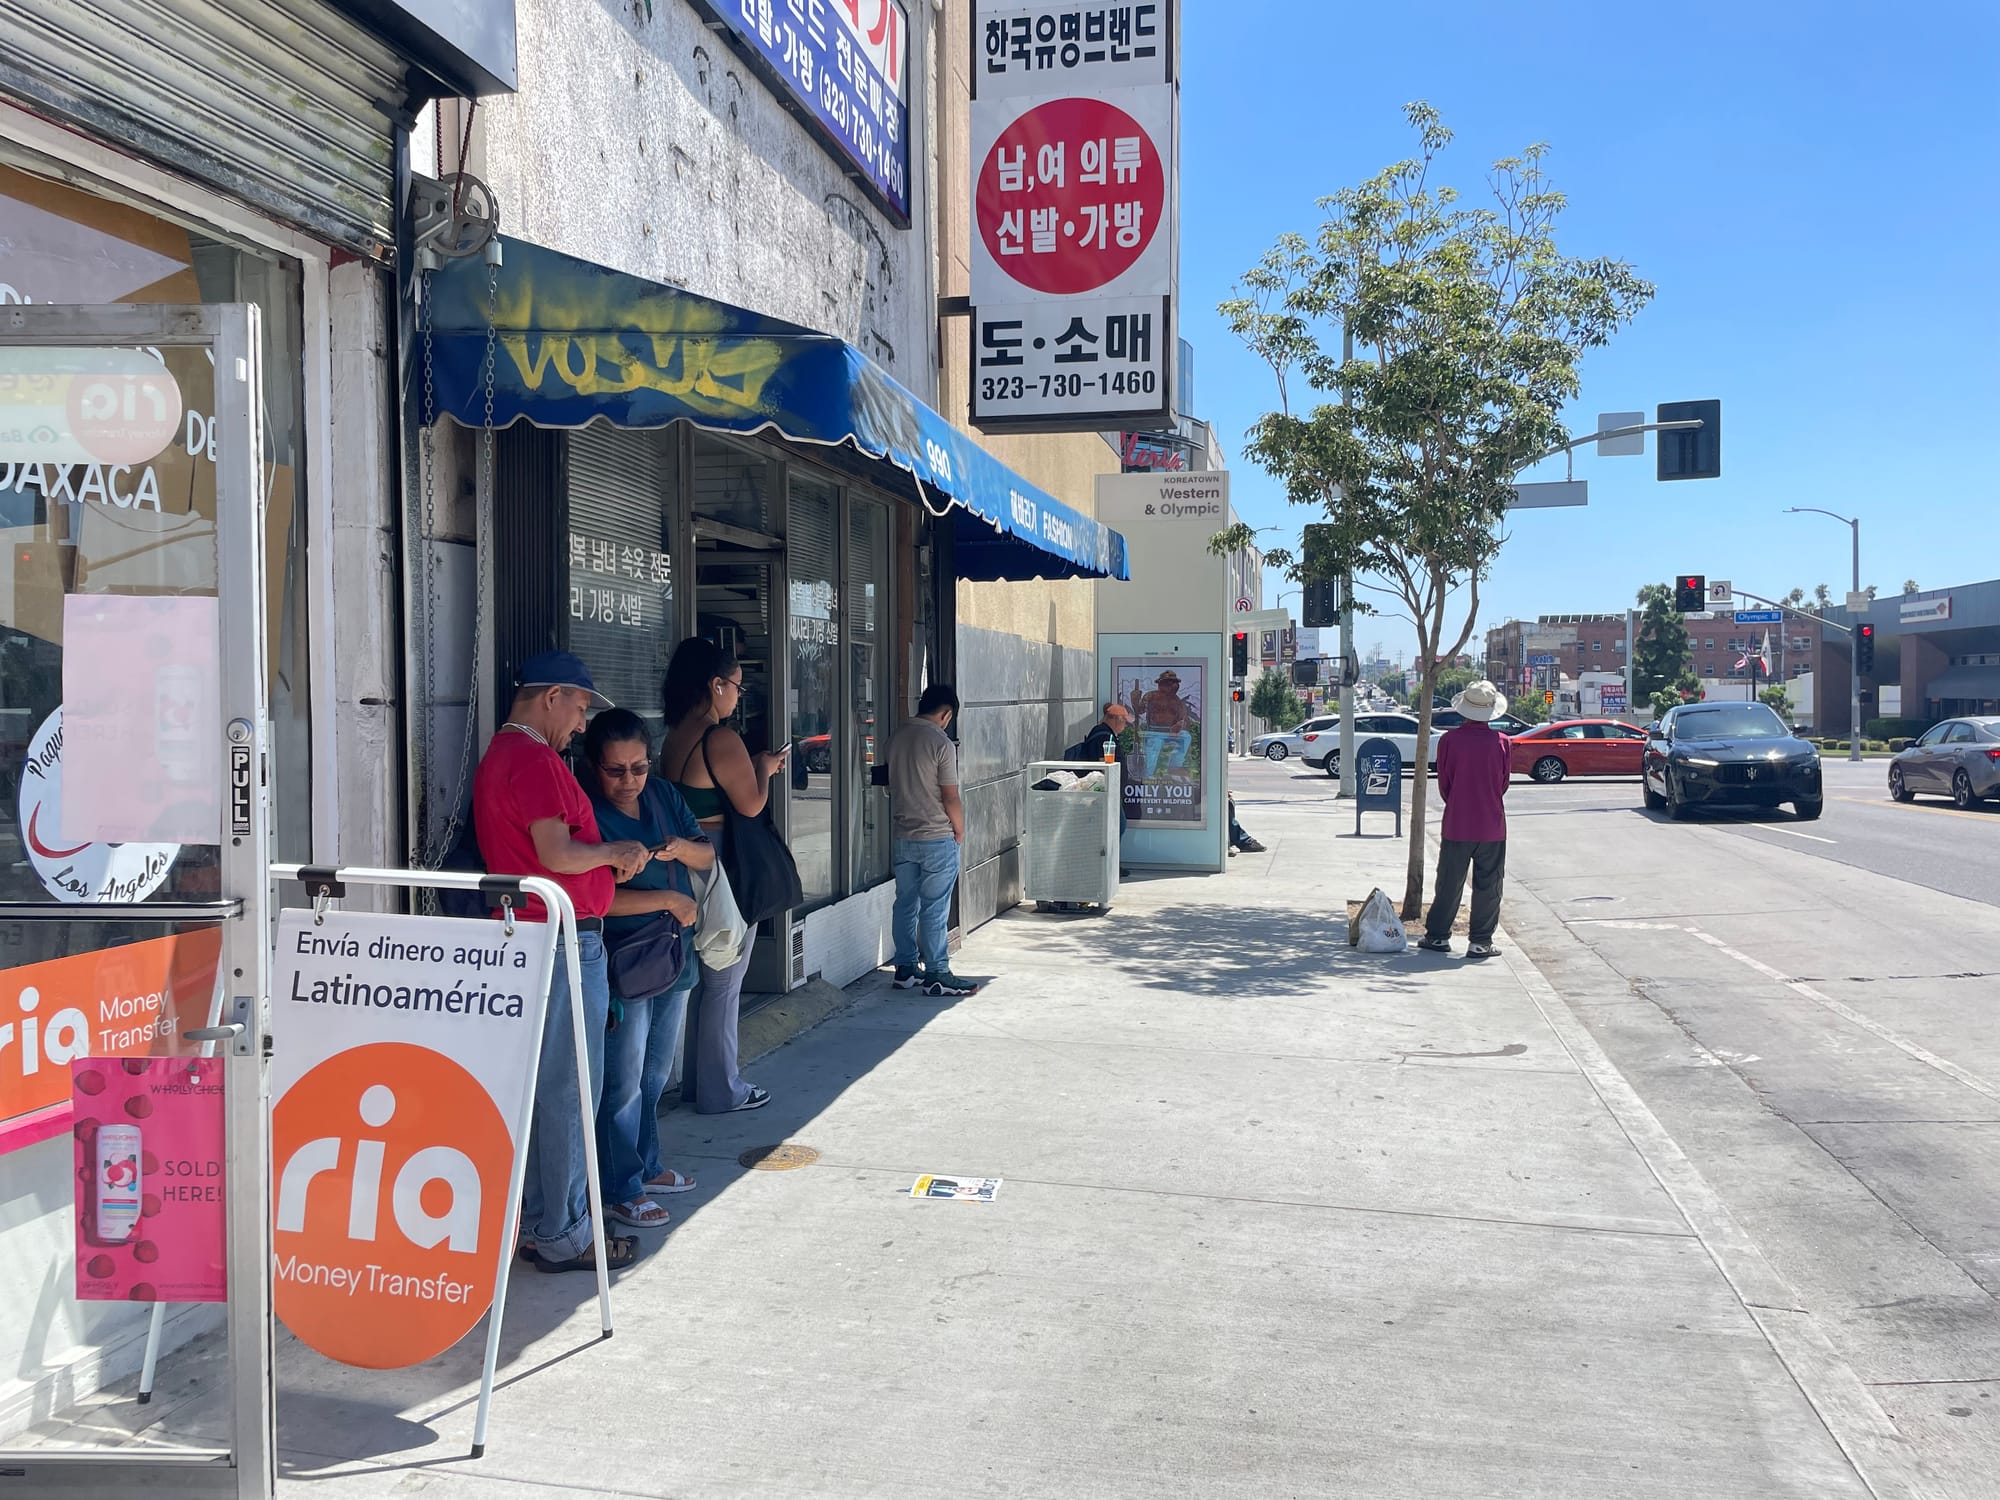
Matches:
[1231,688,1245,703]
[1857,622,1876,672]
[1673,575,1706,612]
[1231,631,1249,676]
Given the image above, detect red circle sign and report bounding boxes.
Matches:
[976,98,1165,296]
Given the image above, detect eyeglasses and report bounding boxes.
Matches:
[720,676,743,692]
[601,762,650,781]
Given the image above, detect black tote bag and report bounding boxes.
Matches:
[702,730,803,925]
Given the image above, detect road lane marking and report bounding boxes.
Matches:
[1834,795,1997,824]
[1759,826,1837,844]
[1603,922,2000,1107]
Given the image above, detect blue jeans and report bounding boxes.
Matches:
[522,930,608,1260]
[1140,729,1191,779]
[892,837,960,973]
[597,966,696,1204]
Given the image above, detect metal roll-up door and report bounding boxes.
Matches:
[565,424,679,721]
[0,0,408,255]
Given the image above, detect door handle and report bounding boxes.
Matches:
[183,1024,244,1042]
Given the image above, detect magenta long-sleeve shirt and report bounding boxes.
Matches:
[1435,722,1512,842]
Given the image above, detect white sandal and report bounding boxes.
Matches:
[605,1197,670,1230]
[645,1168,698,1195]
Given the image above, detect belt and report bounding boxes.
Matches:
[574,916,604,933]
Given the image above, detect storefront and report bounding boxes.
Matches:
[420,239,1128,993]
[0,3,519,1490]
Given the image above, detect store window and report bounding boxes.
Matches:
[567,424,676,735]
[0,159,311,943]
[847,497,892,890]
[787,473,839,910]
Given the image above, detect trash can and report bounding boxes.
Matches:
[1023,759,1121,911]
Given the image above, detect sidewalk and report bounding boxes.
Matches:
[30,781,1885,1496]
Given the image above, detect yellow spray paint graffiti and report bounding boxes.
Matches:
[497,332,786,418]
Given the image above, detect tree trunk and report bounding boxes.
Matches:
[1402,658,1436,921]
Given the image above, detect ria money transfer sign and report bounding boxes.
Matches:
[270,909,554,1370]
[970,1,1177,431]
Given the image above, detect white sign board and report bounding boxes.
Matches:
[1706,579,1733,610]
[269,909,555,1372]
[1596,411,1645,457]
[971,1,1177,431]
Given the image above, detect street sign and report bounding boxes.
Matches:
[1529,653,1557,667]
[1845,591,1870,613]
[1596,411,1645,457]
[1734,609,1782,623]
[1506,480,1588,510]
[1706,579,1733,609]
[1234,596,1251,613]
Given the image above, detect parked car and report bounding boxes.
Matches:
[1888,717,2000,808]
[1251,716,1335,761]
[1302,712,1435,778]
[1642,702,1823,820]
[1431,707,1538,737]
[1509,719,1648,782]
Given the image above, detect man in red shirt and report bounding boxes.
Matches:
[473,651,650,1273]
[1417,680,1513,960]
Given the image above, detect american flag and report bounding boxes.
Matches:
[1734,631,1773,674]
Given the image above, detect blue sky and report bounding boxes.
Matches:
[1179,0,1999,666]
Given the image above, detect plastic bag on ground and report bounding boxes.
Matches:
[1353,887,1408,953]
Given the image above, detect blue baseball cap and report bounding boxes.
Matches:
[514,650,612,709]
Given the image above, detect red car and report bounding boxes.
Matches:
[1508,718,1648,782]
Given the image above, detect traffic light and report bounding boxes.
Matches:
[1674,575,1705,612]
[1231,687,1245,703]
[1301,577,1341,629]
[1856,622,1875,673]
[1291,659,1319,687]
[1231,631,1249,677]
[1657,399,1721,481]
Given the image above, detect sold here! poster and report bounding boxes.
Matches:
[269,909,552,1370]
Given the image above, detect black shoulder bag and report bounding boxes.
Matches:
[604,784,689,1000]
[702,728,803,925]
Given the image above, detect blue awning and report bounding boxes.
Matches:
[423,240,1128,582]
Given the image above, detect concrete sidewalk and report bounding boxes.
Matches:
[28,780,1907,1496]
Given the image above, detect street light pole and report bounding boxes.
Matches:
[1337,325,1356,798]
[1784,507,1864,764]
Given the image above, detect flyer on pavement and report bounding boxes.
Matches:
[910,1175,1002,1202]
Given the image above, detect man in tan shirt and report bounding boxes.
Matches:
[886,684,974,996]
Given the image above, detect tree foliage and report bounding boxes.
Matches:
[1759,685,1793,719]
[1632,583,1693,701]
[1209,104,1652,916]
[1249,668,1308,730]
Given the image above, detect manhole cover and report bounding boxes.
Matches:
[739,1143,820,1171]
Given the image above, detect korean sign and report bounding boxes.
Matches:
[971,2,1177,431]
[689,0,911,225]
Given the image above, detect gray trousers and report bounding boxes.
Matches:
[1426,839,1506,945]
[687,934,756,1113]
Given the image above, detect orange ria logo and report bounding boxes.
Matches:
[272,1042,512,1369]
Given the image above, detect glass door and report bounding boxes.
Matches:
[0,304,275,1496]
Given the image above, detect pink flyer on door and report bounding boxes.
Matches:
[59,593,222,845]
[71,1057,227,1303]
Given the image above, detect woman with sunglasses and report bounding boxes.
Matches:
[578,708,714,1229]
[660,638,788,1112]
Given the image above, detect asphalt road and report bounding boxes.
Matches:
[1492,757,2000,1493]
[1231,750,2000,1492]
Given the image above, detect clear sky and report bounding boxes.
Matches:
[1179,0,1999,667]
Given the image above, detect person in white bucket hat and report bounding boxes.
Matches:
[1417,679,1514,959]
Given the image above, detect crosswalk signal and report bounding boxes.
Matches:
[1232,687,1245,703]
[1674,575,1705,612]
[1301,577,1342,630]
[1857,622,1876,673]
[1231,631,1249,677]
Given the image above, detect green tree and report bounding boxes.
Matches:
[1249,668,1307,730]
[1632,583,1693,701]
[1374,671,1405,699]
[1813,582,1832,612]
[1209,105,1651,917]
[1432,665,1480,701]
[1902,578,1920,595]
[1759,685,1792,720]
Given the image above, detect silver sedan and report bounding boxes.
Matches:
[1250,715,1335,761]
[1888,717,2000,808]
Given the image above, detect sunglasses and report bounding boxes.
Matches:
[601,761,651,781]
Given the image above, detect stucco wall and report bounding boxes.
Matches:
[935,0,1117,926]
[479,0,933,388]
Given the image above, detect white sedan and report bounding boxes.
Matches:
[1250,715,1336,760]
[1300,712,1438,777]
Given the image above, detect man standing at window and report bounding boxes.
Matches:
[473,651,652,1274]
[887,684,975,996]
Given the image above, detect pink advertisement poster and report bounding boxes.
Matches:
[71,1057,227,1303]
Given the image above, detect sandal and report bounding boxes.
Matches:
[532,1233,639,1274]
[645,1168,698,1196]
[605,1197,670,1229]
